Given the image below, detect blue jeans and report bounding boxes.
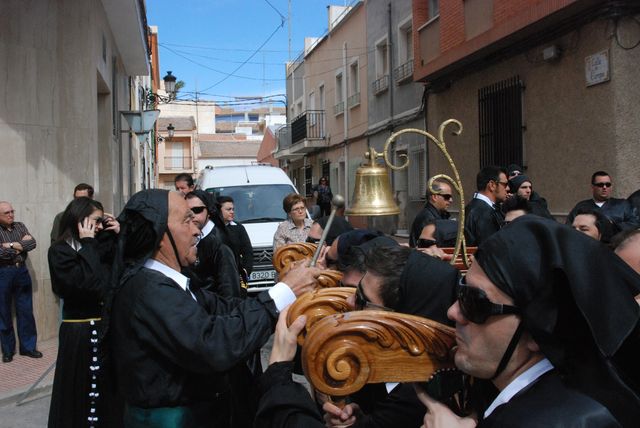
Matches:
[0,266,37,355]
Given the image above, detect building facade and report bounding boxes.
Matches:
[0,0,152,339]
[413,0,640,218]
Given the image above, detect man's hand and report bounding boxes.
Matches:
[280,261,322,297]
[269,306,306,364]
[418,246,451,261]
[414,384,477,428]
[323,401,361,427]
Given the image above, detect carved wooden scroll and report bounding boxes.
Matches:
[286,287,356,346]
[273,243,344,288]
[441,246,477,273]
[302,311,456,397]
[273,243,317,274]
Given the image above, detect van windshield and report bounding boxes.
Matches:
[206,184,294,223]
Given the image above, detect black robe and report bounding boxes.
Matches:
[110,266,278,414]
[227,222,254,276]
[47,233,120,428]
[409,203,450,247]
[479,370,621,427]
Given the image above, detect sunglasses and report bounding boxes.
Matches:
[355,274,393,312]
[306,236,320,244]
[417,238,437,249]
[457,277,519,324]
[191,206,207,214]
[439,194,453,201]
[593,182,612,188]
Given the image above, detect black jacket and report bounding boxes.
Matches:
[227,222,254,276]
[566,198,640,234]
[464,198,504,247]
[479,370,621,427]
[192,231,241,298]
[409,203,450,247]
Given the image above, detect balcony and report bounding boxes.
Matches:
[394,60,414,85]
[273,125,304,160]
[372,74,390,95]
[333,101,345,116]
[347,92,361,108]
[163,156,193,171]
[289,110,327,154]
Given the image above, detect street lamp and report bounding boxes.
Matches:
[163,71,177,99]
[167,123,175,139]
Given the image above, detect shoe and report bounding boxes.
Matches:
[19,350,43,358]
[2,354,13,363]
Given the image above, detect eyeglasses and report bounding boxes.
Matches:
[290,206,306,213]
[495,181,509,187]
[355,274,394,312]
[457,277,520,324]
[417,238,437,249]
[191,206,207,214]
[439,194,453,201]
[509,171,522,178]
[593,182,612,188]
[306,236,320,244]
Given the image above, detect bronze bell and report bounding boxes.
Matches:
[346,148,400,216]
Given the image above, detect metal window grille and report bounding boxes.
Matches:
[305,164,313,197]
[478,76,524,168]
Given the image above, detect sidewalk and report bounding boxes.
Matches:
[0,337,57,406]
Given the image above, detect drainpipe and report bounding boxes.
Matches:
[388,3,394,125]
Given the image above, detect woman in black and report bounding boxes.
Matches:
[47,197,120,428]
[218,195,253,285]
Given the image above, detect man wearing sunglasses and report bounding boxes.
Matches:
[415,216,640,427]
[464,166,509,246]
[565,171,639,239]
[409,178,454,247]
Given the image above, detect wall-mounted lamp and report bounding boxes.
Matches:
[167,123,175,139]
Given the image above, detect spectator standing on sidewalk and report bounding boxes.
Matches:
[0,201,40,363]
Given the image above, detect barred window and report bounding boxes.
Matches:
[478,76,524,168]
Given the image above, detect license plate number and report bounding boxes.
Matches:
[250,270,276,280]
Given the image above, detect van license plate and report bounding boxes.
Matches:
[250,270,276,281]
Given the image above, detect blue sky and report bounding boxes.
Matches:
[147,0,354,108]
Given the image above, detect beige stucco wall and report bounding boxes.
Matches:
[425,17,640,218]
[0,1,140,340]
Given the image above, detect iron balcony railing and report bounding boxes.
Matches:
[347,92,361,108]
[372,74,390,95]
[291,110,326,144]
[163,156,192,170]
[394,59,414,84]
[333,101,345,116]
[275,125,292,150]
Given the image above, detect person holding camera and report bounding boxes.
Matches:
[48,197,121,428]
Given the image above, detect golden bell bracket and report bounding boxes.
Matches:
[346,119,470,268]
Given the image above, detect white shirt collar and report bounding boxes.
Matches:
[474,192,495,208]
[484,358,554,418]
[144,259,195,301]
[226,220,237,226]
[201,219,215,238]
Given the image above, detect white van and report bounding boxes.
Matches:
[197,164,299,292]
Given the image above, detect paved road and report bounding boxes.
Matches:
[0,393,50,428]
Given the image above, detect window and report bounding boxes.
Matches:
[395,19,414,84]
[428,0,439,19]
[408,148,426,200]
[304,164,313,197]
[318,84,325,111]
[348,61,360,108]
[164,141,192,170]
[478,76,524,168]
[375,38,389,78]
[334,73,344,115]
